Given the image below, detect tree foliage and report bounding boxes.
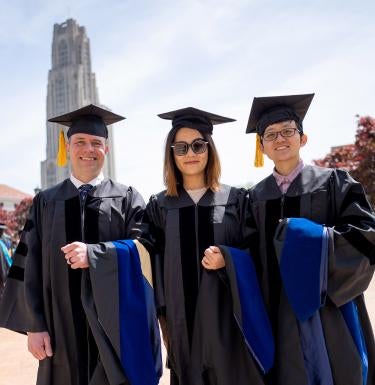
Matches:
[0,197,33,242]
[0,206,11,229]
[314,116,375,207]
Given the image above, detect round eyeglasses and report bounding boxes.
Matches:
[262,128,301,142]
[171,138,208,156]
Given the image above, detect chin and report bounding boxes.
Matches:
[182,172,198,177]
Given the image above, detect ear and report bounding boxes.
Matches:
[65,140,70,155]
[104,144,109,155]
[260,141,265,153]
[300,134,308,147]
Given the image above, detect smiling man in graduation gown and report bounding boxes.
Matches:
[246,94,375,385]
[0,104,161,385]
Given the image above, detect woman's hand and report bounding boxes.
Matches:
[202,246,225,270]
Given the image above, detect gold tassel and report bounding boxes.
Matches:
[254,134,264,167]
[56,128,68,167]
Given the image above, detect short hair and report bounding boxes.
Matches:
[67,135,108,145]
[163,128,221,196]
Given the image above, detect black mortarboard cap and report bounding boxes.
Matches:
[48,104,125,138]
[246,93,314,135]
[158,107,235,135]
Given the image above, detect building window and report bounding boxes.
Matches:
[58,40,68,67]
[55,75,66,110]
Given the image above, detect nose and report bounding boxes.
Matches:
[84,142,95,152]
[275,132,286,142]
[186,146,196,156]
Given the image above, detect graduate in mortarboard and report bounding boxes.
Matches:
[0,104,162,385]
[246,94,375,385]
[135,107,274,385]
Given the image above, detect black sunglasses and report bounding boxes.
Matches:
[171,138,208,156]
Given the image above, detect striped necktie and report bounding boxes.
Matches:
[78,184,93,201]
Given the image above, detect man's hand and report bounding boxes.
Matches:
[27,331,53,360]
[61,241,89,269]
[202,246,225,270]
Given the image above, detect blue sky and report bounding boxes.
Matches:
[1,0,375,198]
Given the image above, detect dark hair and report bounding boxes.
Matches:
[163,128,221,196]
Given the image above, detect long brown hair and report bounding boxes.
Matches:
[163,127,221,196]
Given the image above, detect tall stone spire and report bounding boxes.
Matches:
[41,18,115,189]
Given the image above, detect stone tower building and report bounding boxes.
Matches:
[41,18,115,188]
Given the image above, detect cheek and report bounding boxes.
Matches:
[201,152,208,167]
[69,148,79,158]
[96,148,106,158]
[292,137,303,148]
[261,142,272,155]
[173,155,183,171]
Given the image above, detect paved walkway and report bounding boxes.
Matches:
[1,280,374,385]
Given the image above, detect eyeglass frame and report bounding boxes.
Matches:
[261,127,302,142]
[171,138,209,156]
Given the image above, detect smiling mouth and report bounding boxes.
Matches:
[80,157,96,160]
[274,145,289,151]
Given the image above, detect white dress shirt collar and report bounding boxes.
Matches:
[70,173,104,190]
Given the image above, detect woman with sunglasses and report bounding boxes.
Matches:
[141,107,273,385]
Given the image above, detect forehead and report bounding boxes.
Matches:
[174,127,204,141]
[264,120,297,132]
[70,133,106,142]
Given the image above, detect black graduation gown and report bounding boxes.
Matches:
[248,165,375,385]
[0,178,145,385]
[141,184,265,385]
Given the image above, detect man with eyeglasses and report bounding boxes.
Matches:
[246,94,375,385]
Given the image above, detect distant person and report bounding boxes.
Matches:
[246,93,375,385]
[0,222,12,299]
[0,104,161,385]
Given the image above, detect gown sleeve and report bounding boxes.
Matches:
[122,186,146,240]
[326,169,375,306]
[23,194,48,331]
[0,193,47,333]
[140,195,166,316]
[87,186,145,267]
